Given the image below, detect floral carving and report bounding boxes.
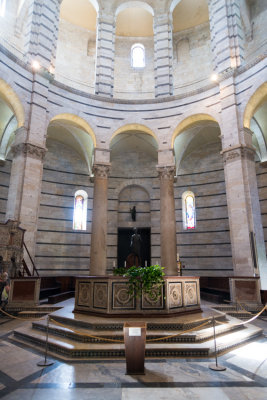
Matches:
[157,166,175,180]
[12,143,47,161]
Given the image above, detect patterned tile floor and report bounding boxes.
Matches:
[0,300,266,400]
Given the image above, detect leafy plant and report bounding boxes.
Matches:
[113,264,165,300]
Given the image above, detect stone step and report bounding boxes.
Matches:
[31,319,244,344]
[11,320,262,360]
[50,312,227,332]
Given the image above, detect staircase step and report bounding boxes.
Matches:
[31,319,244,344]
[50,313,227,332]
[11,320,262,360]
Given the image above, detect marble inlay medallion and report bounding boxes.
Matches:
[184,281,197,306]
[78,282,91,306]
[112,283,135,309]
[93,282,108,309]
[168,282,182,308]
[142,284,164,309]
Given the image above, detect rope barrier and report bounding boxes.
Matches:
[236,301,252,314]
[0,307,47,321]
[215,304,267,327]
[49,317,214,344]
[146,320,211,342]
[1,303,266,344]
[49,318,125,343]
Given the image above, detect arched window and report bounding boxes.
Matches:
[131,44,145,68]
[73,190,88,230]
[182,191,196,230]
[0,0,6,17]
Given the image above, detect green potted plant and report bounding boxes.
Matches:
[113,264,165,300]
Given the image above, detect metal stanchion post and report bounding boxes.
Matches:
[209,317,226,371]
[37,315,54,367]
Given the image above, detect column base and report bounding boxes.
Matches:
[229,277,261,304]
[260,290,267,304]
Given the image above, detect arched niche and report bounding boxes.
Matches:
[118,184,150,227]
[0,79,24,128]
[244,83,267,162]
[55,0,98,91]
[243,83,267,129]
[48,113,96,174]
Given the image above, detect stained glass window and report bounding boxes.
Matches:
[0,0,6,17]
[182,191,196,230]
[73,190,87,230]
[131,44,145,68]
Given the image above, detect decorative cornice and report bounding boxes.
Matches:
[0,41,265,104]
[92,164,111,179]
[12,143,47,161]
[221,145,255,164]
[157,165,175,180]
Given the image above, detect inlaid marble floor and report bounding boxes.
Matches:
[0,300,266,400]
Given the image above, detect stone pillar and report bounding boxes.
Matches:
[157,166,177,275]
[208,0,244,73]
[220,76,267,293]
[6,136,46,261]
[153,13,173,97]
[5,71,49,264]
[90,164,110,276]
[24,0,62,70]
[95,12,115,97]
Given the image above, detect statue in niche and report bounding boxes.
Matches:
[126,228,142,267]
[130,206,136,221]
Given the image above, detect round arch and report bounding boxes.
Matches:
[110,123,158,146]
[115,1,154,17]
[243,82,267,129]
[171,113,218,148]
[50,113,96,147]
[88,0,99,13]
[0,79,25,128]
[170,0,182,13]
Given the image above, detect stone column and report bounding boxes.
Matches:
[220,76,267,292]
[153,13,173,97]
[223,144,267,287]
[5,71,49,266]
[24,0,62,70]
[6,134,46,261]
[95,12,115,97]
[208,0,244,73]
[157,166,177,275]
[90,164,110,276]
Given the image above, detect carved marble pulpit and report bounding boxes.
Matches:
[0,220,25,277]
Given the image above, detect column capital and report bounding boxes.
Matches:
[97,10,115,25]
[154,12,173,26]
[221,145,255,164]
[12,143,47,161]
[157,165,175,180]
[92,163,111,179]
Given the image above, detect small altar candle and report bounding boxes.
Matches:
[177,253,180,261]
[124,261,126,267]
[145,260,147,267]
[113,260,116,268]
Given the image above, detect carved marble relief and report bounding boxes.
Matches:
[184,281,198,306]
[112,282,135,309]
[168,282,183,308]
[77,282,91,307]
[141,284,164,309]
[93,282,108,309]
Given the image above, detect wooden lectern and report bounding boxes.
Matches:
[124,322,146,375]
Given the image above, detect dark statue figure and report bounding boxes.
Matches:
[130,206,136,221]
[130,227,141,265]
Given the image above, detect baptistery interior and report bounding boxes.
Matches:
[0,0,266,301]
